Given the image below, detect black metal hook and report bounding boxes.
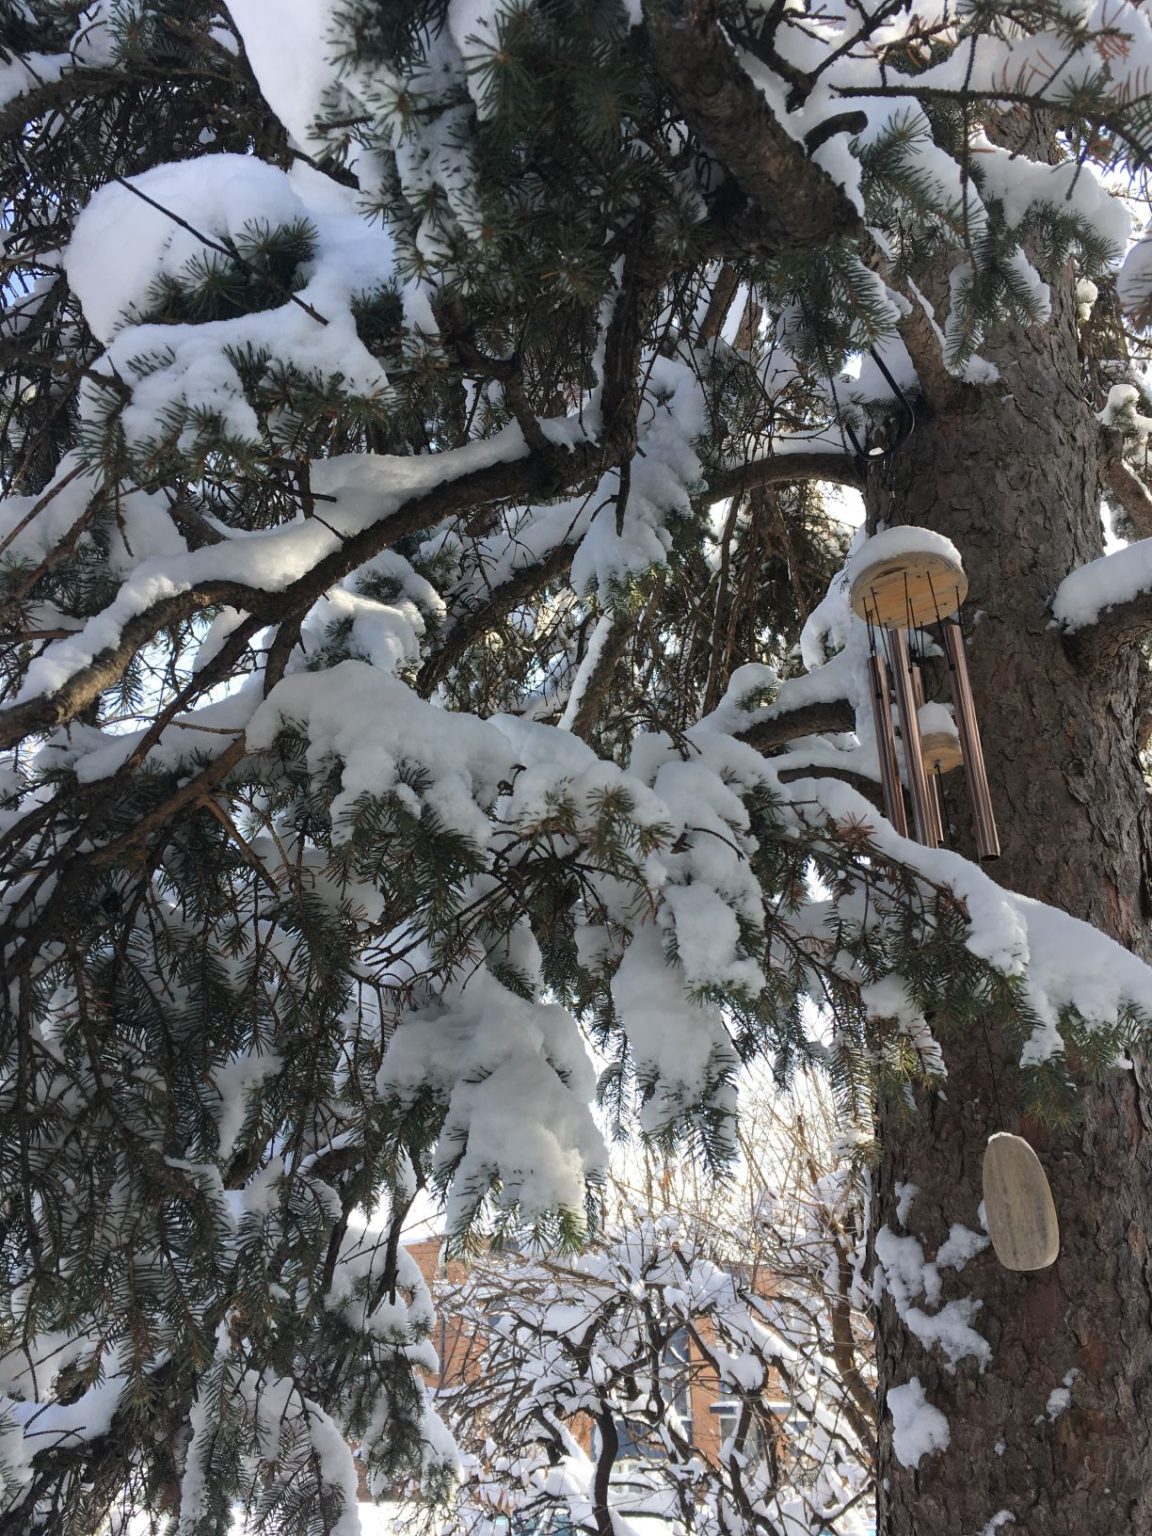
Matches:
[840,345,917,467]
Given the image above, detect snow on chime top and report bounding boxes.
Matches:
[846,526,968,630]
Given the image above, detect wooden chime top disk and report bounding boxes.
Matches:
[849,551,968,630]
[982,1132,1060,1272]
[922,730,963,775]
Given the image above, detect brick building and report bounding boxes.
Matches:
[404,1236,787,1472]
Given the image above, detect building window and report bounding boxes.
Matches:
[710,1399,766,1462]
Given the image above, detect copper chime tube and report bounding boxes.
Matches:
[868,650,908,837]
[910,663,946,847]
[889,628,939,847]
[943,617,1000,860]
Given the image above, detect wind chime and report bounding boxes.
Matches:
[847,528,1000,861]
[849,528,1060,1272]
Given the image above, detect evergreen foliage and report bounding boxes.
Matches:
[0,0,1150,1530]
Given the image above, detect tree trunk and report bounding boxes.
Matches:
[869,261,1152,1534]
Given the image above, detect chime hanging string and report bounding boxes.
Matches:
[808,330,916,499]
[874,595,921,838]
[883,567,935,846]
[926,568,1000,859]
[910,636,950,849]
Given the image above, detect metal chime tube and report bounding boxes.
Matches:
[910,664,946,846]
[943,617,1000,860]
[889,628,939,847]
[867,651,908,837]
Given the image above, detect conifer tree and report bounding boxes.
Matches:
[2,2,1152,1533]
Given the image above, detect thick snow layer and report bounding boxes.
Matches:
[17,430,528,709]
[801,566,855,671]
[918,701,956,736]
[6,1356,127,1448]
[376,966,604,1232]
[0,52,68,112]
[887,1377,949,1467]
[844,525,964,587]
[67,157,317,343]
[558,614,616,732]
[1096,383,1152,439]
[569,355,706,599]
[783,776,1152,1064]
[1119,229,1152,315]
[968,130,1130,256]
[65,157,398,454]
[247,661,512,841]
[611,928,738,1135]
[223,0,340,153]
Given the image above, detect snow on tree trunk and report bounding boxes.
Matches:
[870,256,1152,1535]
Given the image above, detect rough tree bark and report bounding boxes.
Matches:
[870,254,1152,1534]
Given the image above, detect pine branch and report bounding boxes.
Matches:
[775,759,884,812]
[642,0,865,253]
[0,64,119,145]
[568,613,631,741]
[421,453,854,697]
[739,697,857,751]
[0,441,599,751]
[838,81,1152,173]
[417,538,577,697]
[709,448,865,499]
[1102,448,1152,541]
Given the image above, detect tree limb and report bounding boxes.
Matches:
[708,448,865,501]
[0,442,597,751]
[1102,449,1152,541]
[1053,541,1152,671]
[775,759,884,813]
[569,613,631,741]
[642,0,863,252]
[417,539,577,697]
[1061,585,1152,674]
[739,698,856,752]
[0,65,118,145]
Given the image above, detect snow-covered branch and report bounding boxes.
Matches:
[709,448,866,500]
[0,439,590,750]
[642,0,865,254]
[742,697,857,753]
[1052,539,1152,660]
[1102,453,1152,542]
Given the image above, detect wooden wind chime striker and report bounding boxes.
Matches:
[851,534,1060,1272]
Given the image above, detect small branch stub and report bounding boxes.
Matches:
[982,1132,1060,1272]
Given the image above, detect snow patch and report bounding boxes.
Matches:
[888,1378,949,1467]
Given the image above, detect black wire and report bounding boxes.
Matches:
[826,344,916,472]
